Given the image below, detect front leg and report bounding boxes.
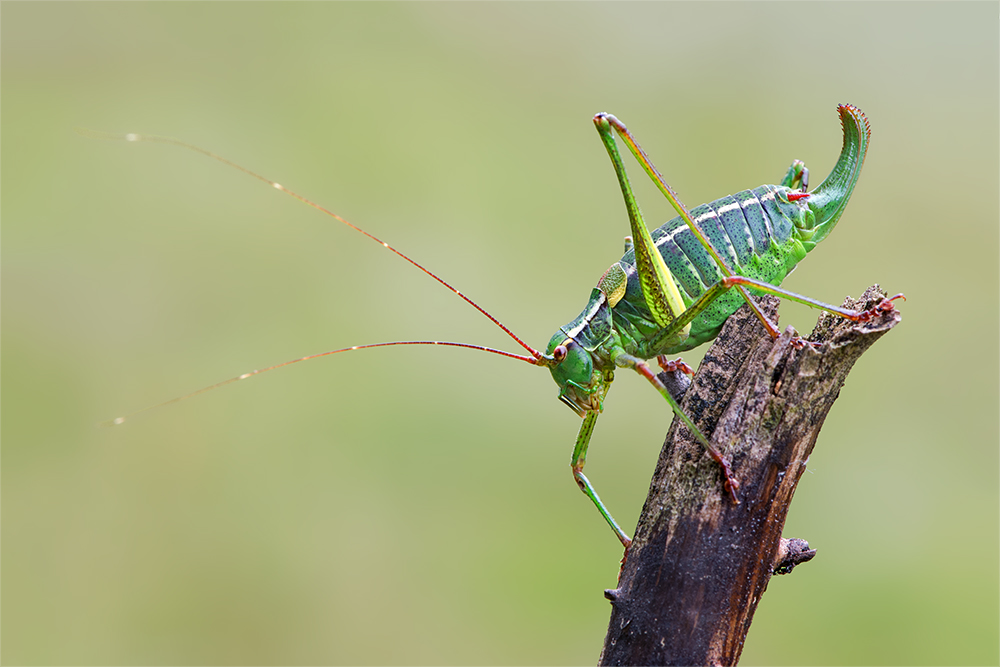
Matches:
[571,411,632,548]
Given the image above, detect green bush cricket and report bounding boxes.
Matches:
[92,104,902,552]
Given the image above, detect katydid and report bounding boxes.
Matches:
[91,104,902,551]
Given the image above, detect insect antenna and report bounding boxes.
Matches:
[78,128,551,425]
[100,341,539,427]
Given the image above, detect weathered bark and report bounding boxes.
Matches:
[599,285,902,666]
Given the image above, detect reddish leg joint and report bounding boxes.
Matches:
[657,356,694,375]
[856,293,905,322]
[700,444,741,504]
[787,192,811,201]
[790,336,821,351]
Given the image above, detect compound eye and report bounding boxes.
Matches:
[552,344,568,362]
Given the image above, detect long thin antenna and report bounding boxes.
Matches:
[77,127,543,360]
[101,341,539,426]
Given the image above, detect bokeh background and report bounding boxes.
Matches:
[4,3,997,664]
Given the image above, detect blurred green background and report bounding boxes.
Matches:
[3,3,997,664]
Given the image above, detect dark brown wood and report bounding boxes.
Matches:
[599,285,901,666]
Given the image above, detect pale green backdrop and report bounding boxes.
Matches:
[3,3,997,664]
